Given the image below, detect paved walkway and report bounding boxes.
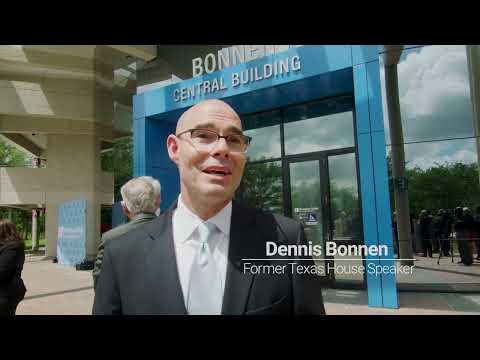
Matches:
[17,255,94,315]
[317,251,480,291]
[324,289,480,314]
[15,254,480,315]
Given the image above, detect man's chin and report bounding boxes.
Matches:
[201,184,234,199]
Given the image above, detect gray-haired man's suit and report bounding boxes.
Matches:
[92,212,157,289]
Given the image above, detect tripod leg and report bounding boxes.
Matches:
[437,237,443,265]
[451,237,454,263]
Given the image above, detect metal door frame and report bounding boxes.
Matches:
[284,153,333,284]
[284,149,367,289]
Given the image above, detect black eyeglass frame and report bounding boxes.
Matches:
[175,128,253,152]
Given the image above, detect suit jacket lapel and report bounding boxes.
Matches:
[222,202,264,315]
[146,200,188,315]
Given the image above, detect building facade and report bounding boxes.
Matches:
[133,45,398,308]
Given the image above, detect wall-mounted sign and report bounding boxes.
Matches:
[294,207,320,213]
[173,54,301,103]
[394,176,408,192]
[192,45,302,77]
[294,207,320,226]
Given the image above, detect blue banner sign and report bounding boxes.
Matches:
[57,199,87,266]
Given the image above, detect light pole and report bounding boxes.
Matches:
[466,45,480,185]
[383,45,414,266]
[31,208,38,252]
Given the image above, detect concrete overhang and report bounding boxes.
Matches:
[0,133,44,157]
[0,45,146,81]
[107,45,157,62]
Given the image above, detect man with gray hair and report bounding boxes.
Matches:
[137,176,161,216]
[92,176,161,289]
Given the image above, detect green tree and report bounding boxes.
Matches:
[239,160,283,214]
[386,154,480,216]
[329,182,358,220]
[0,139,34,239]
[291,181,320,210]
[101,137,133,202]
[406,162,480,215]
[0,139,29,167]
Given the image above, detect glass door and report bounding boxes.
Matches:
[286,157,332,283]
[327,152,364,287]
[286,151,364,288]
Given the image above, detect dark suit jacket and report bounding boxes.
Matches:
[0,242,26,315]
[93,201,326,315]
[92,212,157,289]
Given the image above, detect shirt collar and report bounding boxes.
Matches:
[175,194,232,243]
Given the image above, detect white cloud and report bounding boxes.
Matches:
[245,125,281,161]
[397,138,478,170]
[383,45,477,171]
[399,46,471,124]
[284,111,355,154]
[384,45,474,145]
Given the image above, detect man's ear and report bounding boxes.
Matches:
[167,134,179,165]
[121,202,132,220]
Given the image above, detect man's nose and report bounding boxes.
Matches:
[211,137,230,158]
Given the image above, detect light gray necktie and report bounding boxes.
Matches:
[187,221,223,315]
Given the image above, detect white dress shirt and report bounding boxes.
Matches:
[172,194,231,314]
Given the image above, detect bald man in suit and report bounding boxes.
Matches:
[93,99,326,315]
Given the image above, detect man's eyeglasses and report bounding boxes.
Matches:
[175,128,252,153]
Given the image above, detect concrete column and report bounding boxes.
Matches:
[44,134,103,261]
[383,46,414,266]
[466,45,480,184]
[42,47,114,261]
[31,209,38,251]
[45,201,57,259]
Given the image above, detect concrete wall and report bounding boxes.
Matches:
[0,167,113,206]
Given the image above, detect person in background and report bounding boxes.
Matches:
[437,209,451,256]
[392,212,399,257]
[0,220,26,315]
[410,212,418,253]
[419,209,433,258]
[447,209,455,247]
[474,205,480,260]
[92,177,161,289]
[432,210,441,254]
[454,207,473,266]
[137,176,161,216]
[464,207,475,263]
